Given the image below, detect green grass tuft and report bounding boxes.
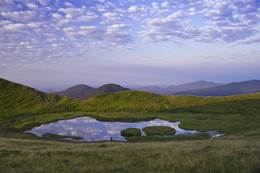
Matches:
[143,126,176,136]
[121,128,141,137]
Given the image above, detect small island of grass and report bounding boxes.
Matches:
[121,128,141,137]
[143,126,176,136]
[42,133,84,140]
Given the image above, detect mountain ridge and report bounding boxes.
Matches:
[175,80,260,96]
[55,83,130,100]
[56,84,94,98]
[135,80,223,95]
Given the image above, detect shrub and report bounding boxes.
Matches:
[143,126,176,136]
[121,128,141,137]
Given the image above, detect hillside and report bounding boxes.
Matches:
[1,78,260,115]
[175,80,260,96]
[56,84,94,98]
[55,84,130,100]
[0,78,80,117]
[81,90,260,114]
[136,80,223,95]
[82,84,130,100]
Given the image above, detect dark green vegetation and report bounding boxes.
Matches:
[56,83,130,100]
[143,126,176,136]
[175,80,260,96]
[42,133,84,140]
[55,84,94,98]
[121,128,141,137]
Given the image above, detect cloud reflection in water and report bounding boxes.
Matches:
[27,117,220,141]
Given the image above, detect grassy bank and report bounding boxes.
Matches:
[0,134,259,173]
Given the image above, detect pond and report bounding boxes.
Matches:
[26,117,224,141]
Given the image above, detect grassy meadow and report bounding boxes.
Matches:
[0,132,259,173]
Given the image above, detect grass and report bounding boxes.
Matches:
[42,133,84,140]
[142,126,176,136]
[126,133,210,142]
[121,128,141,137]
[0,134,259,173]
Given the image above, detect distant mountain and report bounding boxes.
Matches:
[56,84,94,98]
[136,81,223,95]
[135,85,169,95]
[56,83,130,100]
[175,80,260,96]
[82,84,130,100]
[46,89,57,93]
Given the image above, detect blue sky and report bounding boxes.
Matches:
[0,0,259,90]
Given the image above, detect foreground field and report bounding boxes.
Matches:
[0,133,259,173]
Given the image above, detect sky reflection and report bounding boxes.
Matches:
[27,117,220,141]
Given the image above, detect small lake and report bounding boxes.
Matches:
[26,117,223,141]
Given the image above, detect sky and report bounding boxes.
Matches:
[0,0,259,91]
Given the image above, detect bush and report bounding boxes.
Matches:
[143,126,176,136]
[121,128,141,137]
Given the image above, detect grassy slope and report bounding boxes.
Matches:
[82,84,130,100]
[0,134,259,173]
[0,78,82,131]
[81,90,260,113]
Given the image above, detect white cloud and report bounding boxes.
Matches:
[128,5,138,13]
[37,0,51,6]
[27,3,39,10]
[58,7,86,18]
[3,23,27,30]
[64,2,73,7]
[96,4,106,12]
[101,12,120,24]
[1,10,39,22]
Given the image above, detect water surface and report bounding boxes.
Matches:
[27,117,223,141]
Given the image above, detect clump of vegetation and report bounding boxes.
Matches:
[121,128,141,137]
[143,126,176,136]
[42,133,83,140]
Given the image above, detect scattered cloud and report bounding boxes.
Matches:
[0,0,259,66]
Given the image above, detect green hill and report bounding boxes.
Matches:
[82,84,130,100]
[56,83,129,100]
[175,80,260,96]
[81,90,260,114]
[0,78,80,117]
[56,84,94,98]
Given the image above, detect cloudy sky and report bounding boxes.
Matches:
[0,0,259,90]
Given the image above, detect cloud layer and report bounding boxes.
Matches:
[0,0,259,64]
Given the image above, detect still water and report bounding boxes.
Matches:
[26,117,223,141]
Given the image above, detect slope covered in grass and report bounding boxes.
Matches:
[0,78,81,118]
[82,84,130,100]
[81,90,260,114]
